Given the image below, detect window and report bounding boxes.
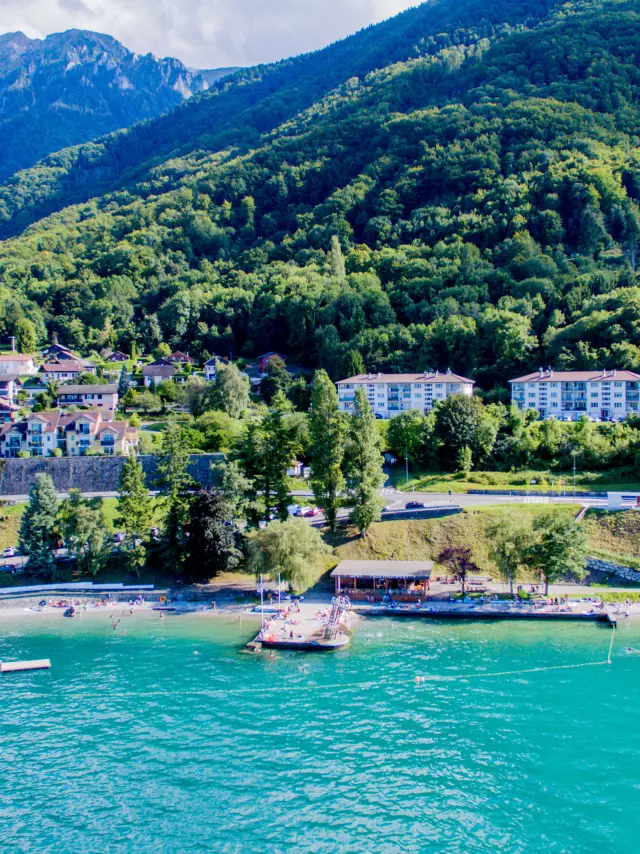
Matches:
[591,393,599,398]
[550,383,559,388]
[614,403,623,409]
[614,382,623,387]
[435,384,443,389]
[415,384,422,389]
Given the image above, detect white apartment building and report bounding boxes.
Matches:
[337,371,475,418]
[510,369,640,421]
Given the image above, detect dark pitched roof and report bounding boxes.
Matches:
[142,365,175,377]
[58,384,118,395]
[204,357,229,367]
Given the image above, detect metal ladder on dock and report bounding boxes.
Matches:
[324,602,343,640]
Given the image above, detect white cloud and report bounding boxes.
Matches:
[0,0,418,68]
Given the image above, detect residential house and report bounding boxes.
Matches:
[0,399,19,423]
[204,356,229,381]
[167,351,195,365]
[336,371,475,419]
[510,369,640,421]
[21,376,49,403]
[142,364,176,387]
[287,461,304,477]
[106,351,129,363]
[0,410,137,458]
[0,375,21,406]
[0,353,36,375]
[258,352,284,374]
[41,343,77,361]
[40,360,97,382]
[58,384,119,415]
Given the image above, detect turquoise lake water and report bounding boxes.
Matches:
[1,612,639,854]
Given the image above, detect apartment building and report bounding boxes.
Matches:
[510,369,640,420]
[337,371,475,418]
[58,384,119,415]
[0,410,138,458]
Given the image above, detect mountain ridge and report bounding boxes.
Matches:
[0,28,211,182]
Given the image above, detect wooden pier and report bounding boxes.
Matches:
[247,601,353,653]
[1,659,51,673]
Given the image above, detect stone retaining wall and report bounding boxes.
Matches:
[0,454,223,496]
[587,557,640,584]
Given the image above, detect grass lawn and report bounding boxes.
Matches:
[327,504,640,580]
[389,467,640,495]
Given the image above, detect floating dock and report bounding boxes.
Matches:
[247,601,354,653]
[1,659,51,673]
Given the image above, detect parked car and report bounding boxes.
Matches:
[309,507,323,517]
[405,501,426,510]
[3,547,16,558]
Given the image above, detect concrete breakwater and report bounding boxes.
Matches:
[0,454,223,496]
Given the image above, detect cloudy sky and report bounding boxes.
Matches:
[0,0,419,69]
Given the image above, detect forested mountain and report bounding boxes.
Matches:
[1,0,640,394]
[0,29,209,181]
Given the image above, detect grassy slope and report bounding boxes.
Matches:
[389,469,640,495]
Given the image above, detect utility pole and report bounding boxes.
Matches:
[405,446,409,491]
[572,451,578,500]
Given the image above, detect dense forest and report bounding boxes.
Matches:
[1,0,640,394]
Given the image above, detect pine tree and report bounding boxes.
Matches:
[117,453,154,577]
[309,370,345,532]
[344,349,365,378]
[156,424,196,566]
[329,234,346,279]
[118,365,131,398]
[184,490,242,582]
[343,388,385,535]
[15,318,37,354]
[262,392,300,522]
[19,473,58,577]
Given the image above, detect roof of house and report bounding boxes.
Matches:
[0,399,20,411]
[330,560,434,579]
[258,351,284,360]
[338,372,474,384]
[0,353,34,362]
[106,351,128,360]
[97,421,128,439]
[142,365,176,377]
[0,375,22,387]
[168,351,194,363]
[511,370,640,383]
[204,357,230,367]
[58,384,118,395]
[40,360,85,373]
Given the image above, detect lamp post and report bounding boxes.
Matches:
[571,450,578,501]
[405,446,409,491]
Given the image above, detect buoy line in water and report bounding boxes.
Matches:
[6,628,617,699]
[416,626,617,684]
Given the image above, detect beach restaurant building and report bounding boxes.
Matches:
[331,560,434,602]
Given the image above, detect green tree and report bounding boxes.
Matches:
[329,234,346,279]
[488,515,531,594]
[438,547,480,596]
[213,459,257,522]
[387,410,435,467]
[15,317,37,353]
[343,388,385,535]
[58,491,111,577]
[457,445,473,475]
[260,356,290,404]
[156,423,196,566]
[116,453,154,577]
[434,395,499,471]
[117,365,131,398]
[154,342,171,360]
[262,391,301,521]
[525,512,588,595]
[184,490,242,582]
[213,361,250,417]
[247,517,331,592]
[19,473,58,577]
[309,370,345,532]
[343,349,365,378]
